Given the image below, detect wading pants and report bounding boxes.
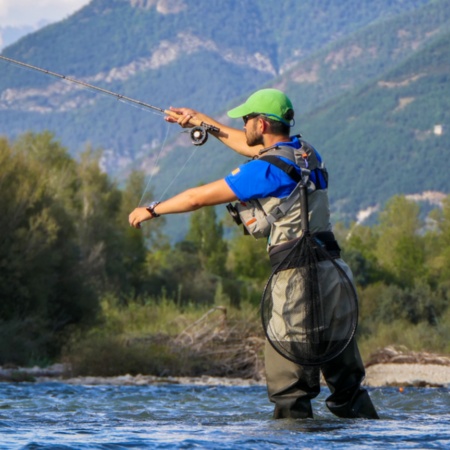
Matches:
[265,337,379,419]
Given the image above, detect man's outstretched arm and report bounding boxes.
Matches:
[165,107,263,157]
[129,179,237,229]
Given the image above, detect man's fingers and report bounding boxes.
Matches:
[128,212,141,229]
[179,114,192,127]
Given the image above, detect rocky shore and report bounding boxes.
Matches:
[363,346,450,388]
[364,363,450,387]
[1,347,449,388]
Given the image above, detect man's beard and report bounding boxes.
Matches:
[246,125,264,147]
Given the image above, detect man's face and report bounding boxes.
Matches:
[244,115,264,147]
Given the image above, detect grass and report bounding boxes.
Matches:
[358,316,450,362]
[63,292,450,379]
[63,295,264,379]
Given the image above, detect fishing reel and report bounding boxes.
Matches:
[190,126,209,146]
[188,123,219,146]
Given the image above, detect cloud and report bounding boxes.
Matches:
[0,0,90,28]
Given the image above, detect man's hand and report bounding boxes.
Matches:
[165,107,198,128]
[128,207,152,229]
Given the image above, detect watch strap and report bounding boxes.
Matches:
[146,201,161,218]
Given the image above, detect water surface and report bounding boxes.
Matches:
[0,382,449,449]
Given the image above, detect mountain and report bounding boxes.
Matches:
[0,25,36,51]
[0,0,448,239]
[281,0,450,220]
[300,29,450,220]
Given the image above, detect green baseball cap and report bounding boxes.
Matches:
[227,88,294,125]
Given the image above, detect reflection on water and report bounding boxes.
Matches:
[0,382,449,449]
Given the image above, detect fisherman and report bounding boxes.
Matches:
[129,88,379,419]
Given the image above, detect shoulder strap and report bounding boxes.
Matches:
[257,154,310,225]
[262,141,329,190]
[265,183,302,225]
[259,155,302,183]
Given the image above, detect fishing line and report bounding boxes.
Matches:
[0,55,220,136]
[2,58,164,119]
[0,55,220,208]
[114,102,192,207]
[157,144,200,201]
[137,121,171,207]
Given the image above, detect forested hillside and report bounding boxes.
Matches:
[0,0,448,240]
[1,132,450,369]
[300,29,450,220]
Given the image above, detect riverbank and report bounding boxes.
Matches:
[1,346,449,388]
[1,364,449,388]
[364,363,450,387]
[363,346,450,387]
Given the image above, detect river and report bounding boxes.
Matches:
[0,381,449,449]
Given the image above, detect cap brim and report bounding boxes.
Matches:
[227,103,253,118]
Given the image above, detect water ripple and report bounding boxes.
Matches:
[0,382,448,449]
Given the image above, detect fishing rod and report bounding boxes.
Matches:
[0,54,219,146]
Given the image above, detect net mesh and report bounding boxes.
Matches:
[261,230,358,366]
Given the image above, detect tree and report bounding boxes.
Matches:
[118,170,169,299]
[375,196,425,287]
[428,196,450,284]
[0,133,99,363]
[227,233,270,281]
[340,222,383,286]
[186,206,228,276]
[0,132,155,364]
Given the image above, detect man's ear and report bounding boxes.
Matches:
[259,116,269,133]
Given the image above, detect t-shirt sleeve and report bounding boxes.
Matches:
[224,159,298,202]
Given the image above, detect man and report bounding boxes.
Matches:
[129,89,379,420]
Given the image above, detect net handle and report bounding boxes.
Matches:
[300,185,309,233]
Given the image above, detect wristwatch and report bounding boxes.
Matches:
[146,201,161,218]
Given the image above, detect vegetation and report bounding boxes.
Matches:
[0,132,161,365]
[64,298,264,379]
[0,132,449,377]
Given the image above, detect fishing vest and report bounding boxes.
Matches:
[226,139,332,246]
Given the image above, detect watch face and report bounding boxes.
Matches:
[147,202,160,217]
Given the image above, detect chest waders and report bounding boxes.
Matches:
[254,141,379,419]
[259,147,358,367]
[225,138,329,240]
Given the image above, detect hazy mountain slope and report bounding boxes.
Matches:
[0,25,37,51]
[282,0,450,118]
[300,30,450,220]
[0,0,432,171]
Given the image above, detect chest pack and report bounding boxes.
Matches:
[226,138,328,239]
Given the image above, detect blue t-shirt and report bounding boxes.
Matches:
[225,137,325,202]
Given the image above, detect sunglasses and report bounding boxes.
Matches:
[243,113,260,124]
[243,113,293,127]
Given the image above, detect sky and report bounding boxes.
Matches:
[0,0,91,28]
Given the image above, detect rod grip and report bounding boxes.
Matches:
[163,109,203,128]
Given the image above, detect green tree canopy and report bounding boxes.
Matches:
[375,196,425,287]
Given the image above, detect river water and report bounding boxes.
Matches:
[0,381,449,449]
